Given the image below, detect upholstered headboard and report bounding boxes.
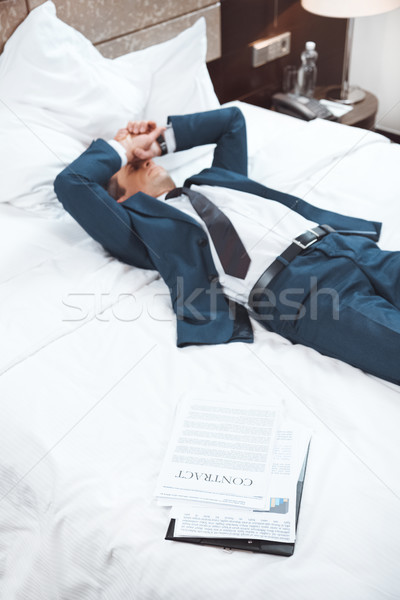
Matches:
[0,0,221,61]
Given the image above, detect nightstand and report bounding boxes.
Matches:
[315,86,378,130]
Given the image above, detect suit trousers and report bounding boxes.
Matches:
[252,233,400,385]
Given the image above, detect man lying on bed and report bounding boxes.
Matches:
[54,107,400,386]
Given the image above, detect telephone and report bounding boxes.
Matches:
[271,92,337,121]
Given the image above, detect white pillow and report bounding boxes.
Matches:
[117,18,220,123]
[0,1,151,145]
[0,1,151,211]
[116,18,220,172]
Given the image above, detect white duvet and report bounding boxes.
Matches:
[1,102,400,600]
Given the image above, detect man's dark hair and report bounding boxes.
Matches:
[107,175,126,202]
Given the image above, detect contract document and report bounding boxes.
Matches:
[155,398,279,510]
[170,426,311,543]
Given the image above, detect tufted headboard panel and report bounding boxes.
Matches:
[0,0,221,60]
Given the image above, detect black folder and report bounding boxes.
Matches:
[165,446,309,557]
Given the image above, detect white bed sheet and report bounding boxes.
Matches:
[1,101,400,600]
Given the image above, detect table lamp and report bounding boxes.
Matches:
[301,0,400,104]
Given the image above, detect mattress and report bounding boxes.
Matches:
[1,101,400,600]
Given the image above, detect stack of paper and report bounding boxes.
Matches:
[156,397,311,545]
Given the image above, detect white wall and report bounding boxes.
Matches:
[350,8,400,135]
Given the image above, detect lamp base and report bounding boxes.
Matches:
[327,86,366,105]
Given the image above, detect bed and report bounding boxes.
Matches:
[1,2,400,599]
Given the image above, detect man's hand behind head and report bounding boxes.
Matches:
[115,122,165,164]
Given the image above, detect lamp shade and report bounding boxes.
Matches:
[301,0,400,18]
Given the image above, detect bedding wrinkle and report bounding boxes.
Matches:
[300,135,382,204]
[0,246,159,376]
[0,239,106,286]
[0,230,94,285]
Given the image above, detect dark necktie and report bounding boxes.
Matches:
[166,186,251,279]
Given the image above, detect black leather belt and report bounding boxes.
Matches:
[249,224,335,307]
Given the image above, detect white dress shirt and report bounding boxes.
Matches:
[163,185,317,305]
[108,137,317,306]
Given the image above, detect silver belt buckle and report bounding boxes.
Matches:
[292,228,319,250]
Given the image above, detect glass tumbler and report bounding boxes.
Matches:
[282,65,299,95]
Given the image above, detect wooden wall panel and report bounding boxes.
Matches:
[207,0,347,107]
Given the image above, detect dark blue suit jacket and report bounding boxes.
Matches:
[54,107,382,347]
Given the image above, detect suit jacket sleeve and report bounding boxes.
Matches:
[54,139,154,270]
[168,106,248,176]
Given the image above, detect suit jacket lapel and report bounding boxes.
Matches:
[122,191,201,228]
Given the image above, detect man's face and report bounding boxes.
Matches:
[115,159,175,202]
